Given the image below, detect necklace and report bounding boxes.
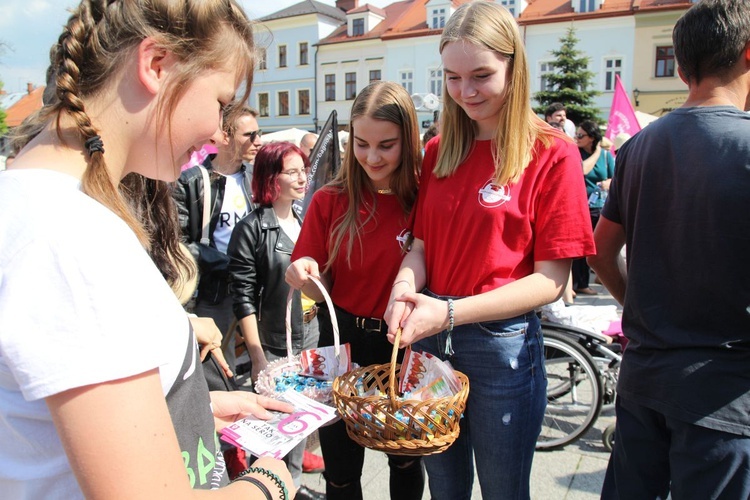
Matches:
[376,188,393,195]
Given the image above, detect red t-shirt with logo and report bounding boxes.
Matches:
[293,186,411,318]
[414,136,594,296]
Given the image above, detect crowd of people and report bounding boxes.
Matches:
[0,1,747,500]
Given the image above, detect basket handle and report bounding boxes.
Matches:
[286,276,341,367]
[388,328,402,410]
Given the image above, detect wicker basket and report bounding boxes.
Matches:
[255,276,344,404]
[333,328,470,456]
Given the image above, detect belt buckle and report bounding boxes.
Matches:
[303,305,317,324]
[359,317,381,333]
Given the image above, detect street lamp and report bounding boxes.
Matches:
[633,88,640,107]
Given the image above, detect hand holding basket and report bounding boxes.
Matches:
[332,328,470,456]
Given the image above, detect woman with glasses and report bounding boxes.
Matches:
[573,120,616,295]
[227,141,324,498]
[285,80,424,500]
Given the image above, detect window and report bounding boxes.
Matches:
[539,61,555,91]
[655,46,675,78]
[345,72,357,100]
[278,91,289,116]
[279,45,287,68]
[400,71,413,95]
[369,70,381,82]
[604,57,622,91]
[299,43,308,66]
[258,48,267,70]
[429,68,443,98]
[431,8,446,29]
[298,89,310,115]
[257,93,269,117]
[579,0,595,12]
[500,0,516,16]
[325,74,336,101]
[353,18,364,36]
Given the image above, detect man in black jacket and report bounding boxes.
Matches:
[173,106,261,381]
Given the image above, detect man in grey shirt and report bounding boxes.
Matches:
[589,1,750,498]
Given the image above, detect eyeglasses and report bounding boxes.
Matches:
[575,133,588,139]
[248,130,262,142]
[279,169,305,181]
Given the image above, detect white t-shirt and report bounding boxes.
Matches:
[0,169,191,498]
[212,171,250,254]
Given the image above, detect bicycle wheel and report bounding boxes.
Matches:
[537,329,603,451]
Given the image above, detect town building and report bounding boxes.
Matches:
[252,0,347,133]
[0,83,45,157]
[248,0,696,134]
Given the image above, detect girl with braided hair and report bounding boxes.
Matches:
[0,1,296,498]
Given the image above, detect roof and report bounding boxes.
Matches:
[0,92,26,111]
[348,4,387,16]
[318,0,475,45]
[5,86,45,128]
[520,0,693,23]
[259,0,347,22]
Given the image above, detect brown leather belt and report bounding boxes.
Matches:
[303,304,318,324]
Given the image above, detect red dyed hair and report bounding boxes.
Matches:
[252,141,309,206]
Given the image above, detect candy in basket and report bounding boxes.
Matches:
[255,276,351,404]
[333,329,470,456]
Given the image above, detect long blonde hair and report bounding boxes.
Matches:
[13,0,256,248]
[436,1,553,186]
[325,81,421,270]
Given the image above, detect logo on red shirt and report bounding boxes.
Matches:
[478,180,511,208]
[396,229,411,250]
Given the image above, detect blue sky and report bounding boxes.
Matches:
[0,0,390,94]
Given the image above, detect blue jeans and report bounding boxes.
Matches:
[414,290,547,500]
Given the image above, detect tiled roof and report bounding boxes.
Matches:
[5,86,44,128]
[0,92,25,110]
[259,0,347,22]
[318,0,476,44]
[318,0,413,45]
[520,0,693,22]
[348,4,387,16]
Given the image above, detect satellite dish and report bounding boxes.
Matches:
[411,93,425,109]
[411,93,440,111]
[422,93,439,111]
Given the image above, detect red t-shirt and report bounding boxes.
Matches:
[414,136,595,296]
[293,186,411,318]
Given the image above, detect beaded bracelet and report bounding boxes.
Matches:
[447,298,455,332]
[234,475,272,500]
[445,298,455,357]
[236,467,289,500]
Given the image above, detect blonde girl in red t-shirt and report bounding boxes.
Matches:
[285,81,424,500]
[384,2,595,499]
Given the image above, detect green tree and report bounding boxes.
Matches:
[533,27,601,125]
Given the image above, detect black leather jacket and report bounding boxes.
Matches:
[227,205,307,352]
[173,159,254,302]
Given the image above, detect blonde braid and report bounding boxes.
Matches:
[55,0,149,247]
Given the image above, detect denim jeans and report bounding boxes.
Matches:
[414,289,547,500]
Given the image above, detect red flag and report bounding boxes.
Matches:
[605,75,641,153]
